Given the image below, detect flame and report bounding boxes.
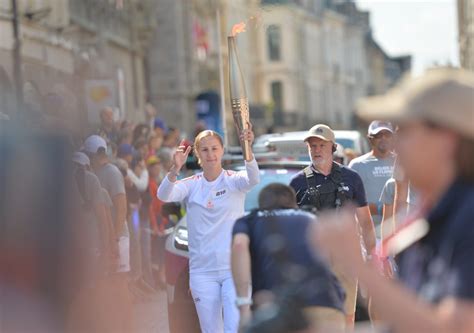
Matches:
[231,22,246,37]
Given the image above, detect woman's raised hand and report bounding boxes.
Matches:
[239,121,255,146]
[172,141,192,171]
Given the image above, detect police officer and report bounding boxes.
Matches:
[289,124,376,326]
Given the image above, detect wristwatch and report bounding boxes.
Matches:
[235,296,253,308]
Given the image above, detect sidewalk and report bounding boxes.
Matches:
[133,290,169,333]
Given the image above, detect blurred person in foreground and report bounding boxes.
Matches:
[158,126,260,333]
[289,123,376,327]
[0,131,83,332]
[311,68,474,333]
[231,183,346,332]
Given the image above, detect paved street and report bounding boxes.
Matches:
[133,290,169,333]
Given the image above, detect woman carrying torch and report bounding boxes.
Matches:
[158,128,260,333]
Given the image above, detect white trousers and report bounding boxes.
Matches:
[116,236,130,273]
[190,270,239,333]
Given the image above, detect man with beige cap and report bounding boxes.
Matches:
[289,124,376,327]
[311,68,474,332]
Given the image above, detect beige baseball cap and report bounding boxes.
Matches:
[304,124,335,143]
[357,68,474,139]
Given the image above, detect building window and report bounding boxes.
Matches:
[267,25,281,61]
[271,81,283,111]
[271,80,284,125]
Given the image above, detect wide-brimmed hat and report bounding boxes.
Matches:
[357,68,474,139]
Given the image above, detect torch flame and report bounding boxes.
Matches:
[231,22,246,37]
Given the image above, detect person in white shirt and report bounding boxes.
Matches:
[158,127,260,333]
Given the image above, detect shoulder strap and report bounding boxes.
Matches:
[303,166,313,179]
[328,162,343,185]
[303,166,317,190]
[304,164,342,185]
[297,166,320,211]
[329,163,348,208]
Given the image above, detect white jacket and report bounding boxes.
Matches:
[158,159,260,273]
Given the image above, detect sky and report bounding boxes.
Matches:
[356,0,459,75]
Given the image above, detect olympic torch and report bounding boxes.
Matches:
[228,23,252,161]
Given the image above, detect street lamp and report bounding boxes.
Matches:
[11,0,24,115]
[215,1,229,148]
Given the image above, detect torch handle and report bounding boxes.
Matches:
[231,97,252,161]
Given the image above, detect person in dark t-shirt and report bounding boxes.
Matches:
[289,124,376,326]
[231,183,346,332]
